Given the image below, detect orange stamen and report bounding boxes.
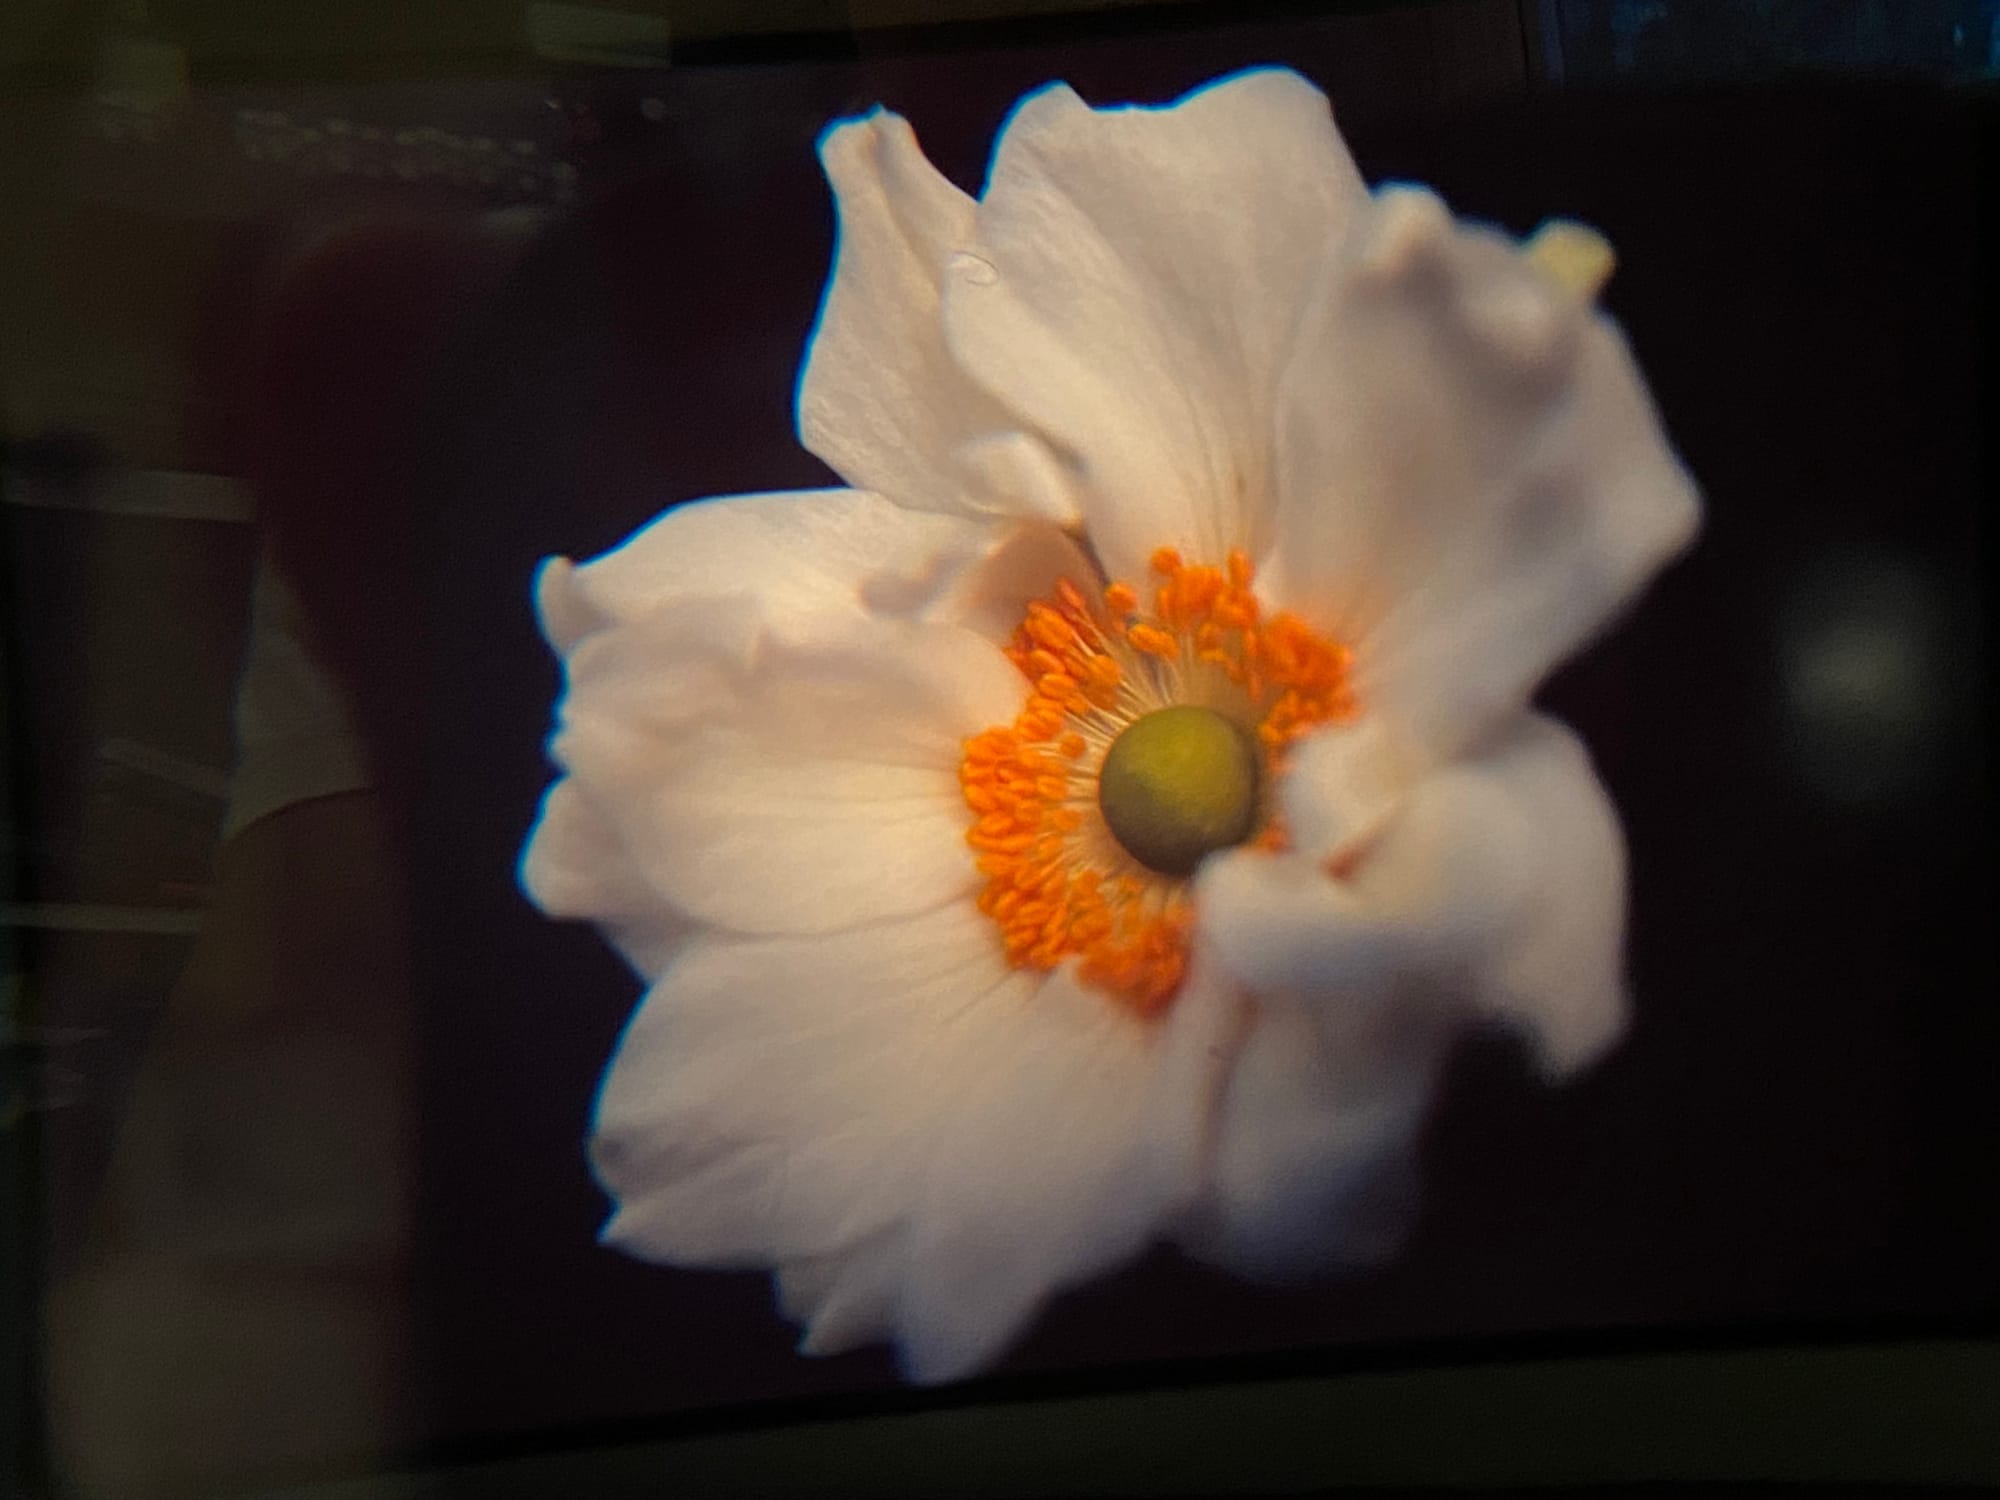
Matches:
[959,549,1357,1018]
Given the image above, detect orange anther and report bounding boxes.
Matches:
[960,541,1354,1019]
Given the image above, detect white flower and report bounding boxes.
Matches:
[521,68,1700,1383]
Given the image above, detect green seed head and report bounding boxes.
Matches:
[1097,705,1262,877]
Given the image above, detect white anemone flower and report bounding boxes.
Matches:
[521,68,1700,1383]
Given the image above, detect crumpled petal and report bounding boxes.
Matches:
[593,902,1229,1381]
[1202,712,1630,1079]
[1453,715,1632,1077]
[1260,716,1426,875]
[537,488,1064,651]
[1266,186,1701,768]
[798,111,1078,524]
[552,610,1021,936]
[942,68,1367,584]
[1178,995,1435,1280]
[1188,713,1631,1272]
[523,488,1101,939]
[518,778,689,980]
[776,1232,902,1358]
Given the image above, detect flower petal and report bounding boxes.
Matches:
[594,905,1021,1268]
[895,961,1232,1382]
[532,557,601,656]
[777,1232,902,1358]
[528,489,1105,941]
[1268,187,1700,766]
[1267,716,1425,870]
[942,68,1367,583]
[518,778,690,979]
[798,112,1075,523]
[926,514,1103,645]
[543,488,1040,649]
[553,610,1022,935]
[593,903,1215,1376]
[1456,715,1632,1077]
[1201,711,1630,1075]
[1189,713,1630,1272]
[520,778,649,919]
[1180,995,1434,1280]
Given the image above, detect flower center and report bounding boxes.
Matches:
[1098,706,1261,876]
[959,547,1357,1018]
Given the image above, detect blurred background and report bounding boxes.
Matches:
[3,2,1996,1496]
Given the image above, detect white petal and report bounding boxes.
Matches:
[778,1233,902,1357]
[1181,995,1435,1279]
[520,779,646,920]
[546,488,1035,647]
[533,557,601,655]
[1187,714,1630,1274]
[592,903,1209,1376]
[1201,711,1630,1074]
[1271,716,1426,868]
[529,489,1104,944]
[952,428,1084,527]
[1458,715,1632,1077]
[943,68,1367,584]
[926,517,1101,645]
[554,613,1023,935]
[1268,187,1700,766]
[798,112,1073,522]
[1198,770,1531,1003]
[594,906,1018,1267]
[518,778,690,979]
[895,962,1228,1383]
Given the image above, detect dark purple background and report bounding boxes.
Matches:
[316,14,2000,1455]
